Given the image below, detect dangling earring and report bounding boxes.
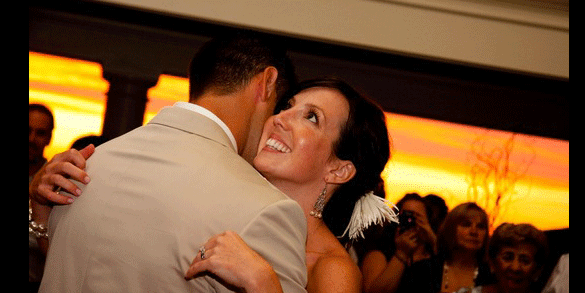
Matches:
[310,187,327,218]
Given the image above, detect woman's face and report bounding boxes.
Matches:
[491,243,540,292]
[29,110,53,161]
[253,87,349,186]
[399,199,430,236]
[401,200,428,224]
[455,212,487,252]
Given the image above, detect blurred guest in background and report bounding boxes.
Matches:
[438,202,492,292]
[465,223,548,293]
[423,193,449,234]
[29,103,54,292]
[541,253,568,293]
[29,103,54,179]
[360,193,438,293]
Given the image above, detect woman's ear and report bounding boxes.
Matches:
[326,160,356,185]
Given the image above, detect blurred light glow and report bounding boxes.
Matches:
[145,74,190,123]
[384,112,569,230]
[29,52,108,159]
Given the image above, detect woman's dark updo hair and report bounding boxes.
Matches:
[276,77,391,244]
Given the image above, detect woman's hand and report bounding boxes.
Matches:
[185,231,283,293]
[413,213,438,254]
[394,228,419,258]
[29,144,94,205]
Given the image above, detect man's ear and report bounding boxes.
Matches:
[257,66,278,103]
[325,159,356,185]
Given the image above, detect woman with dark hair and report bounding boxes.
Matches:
[32,77,397,293]
[278,78,394,245]
[360,193,438,293]
[184,77,397,292]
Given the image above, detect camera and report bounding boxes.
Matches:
[398,210,416,233]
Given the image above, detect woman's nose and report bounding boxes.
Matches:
[510,259,521,271]
[273,110,291,129]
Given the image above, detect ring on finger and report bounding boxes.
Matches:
[199,246,206,260]
[54,186,62,195]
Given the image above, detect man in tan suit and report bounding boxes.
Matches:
[36,33,307,292]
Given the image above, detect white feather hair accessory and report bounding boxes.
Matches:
[341,191,399,240]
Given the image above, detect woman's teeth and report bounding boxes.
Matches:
[266,138,291,153]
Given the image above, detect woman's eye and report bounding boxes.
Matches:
[501,252,514,262]
[459,220,472,228]
[519,256,533,266]
[307,112,318,124]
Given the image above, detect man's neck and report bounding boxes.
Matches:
[192,92,254,158]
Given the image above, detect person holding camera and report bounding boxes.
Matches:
[360,193,438,293]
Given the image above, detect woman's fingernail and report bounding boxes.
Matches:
[84,176,91,184]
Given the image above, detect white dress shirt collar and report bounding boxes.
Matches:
[173,102,238,152]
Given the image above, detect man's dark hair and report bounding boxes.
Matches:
[188,31,297,104]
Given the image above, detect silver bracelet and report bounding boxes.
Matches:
[29,200,48,239]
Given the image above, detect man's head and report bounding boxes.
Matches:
[188,31,296,104]
[29,103,54,163]
[188,31,297,162]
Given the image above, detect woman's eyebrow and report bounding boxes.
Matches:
[306,103,326,117]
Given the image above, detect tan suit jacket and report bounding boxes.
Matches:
[40,106,307,292]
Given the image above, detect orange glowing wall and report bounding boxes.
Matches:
[29,51,569,231]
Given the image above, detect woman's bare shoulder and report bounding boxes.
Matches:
[309,248,362,293]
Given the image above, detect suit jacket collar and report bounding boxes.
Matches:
[148,106,237,153]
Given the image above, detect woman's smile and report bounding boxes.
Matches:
[264,137,291,153]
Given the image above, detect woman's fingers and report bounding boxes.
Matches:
[78,144,96,160]
[185,232,224,279]
[29,148,92,205]
[184,231,259,286]
[185,247,213,279]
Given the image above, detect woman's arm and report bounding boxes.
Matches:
[29,198,51,254]
[360,229,418,293]
[185,231,284,293]
[413,211,438,255]
[28,145,95,254]
[361,250,407,293]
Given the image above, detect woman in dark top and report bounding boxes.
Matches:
[360,193,438,293]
